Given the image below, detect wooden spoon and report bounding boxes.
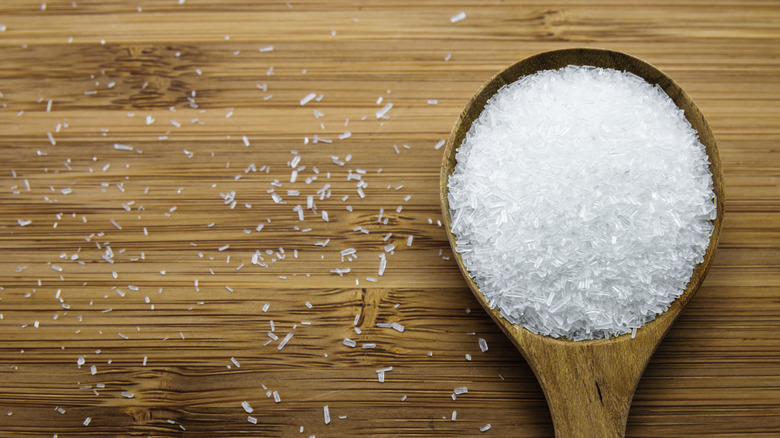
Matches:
[440,48,725,438]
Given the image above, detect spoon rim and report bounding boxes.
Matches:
[439,47,725,347]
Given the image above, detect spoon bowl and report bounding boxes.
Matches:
[440,48,724,437]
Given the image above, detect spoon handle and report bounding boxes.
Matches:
[520,335,655,438]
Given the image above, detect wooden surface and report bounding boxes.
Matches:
[439,48,726,438]
[0,1,779,437]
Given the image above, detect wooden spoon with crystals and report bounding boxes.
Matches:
[439,48,724,438]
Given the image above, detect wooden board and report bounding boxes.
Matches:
[0,1,779,436]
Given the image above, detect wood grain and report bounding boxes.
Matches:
[440,48,725,438]
[0,1,779,437]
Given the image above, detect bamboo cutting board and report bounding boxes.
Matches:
[1,1,779,437]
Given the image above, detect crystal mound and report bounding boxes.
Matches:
[448,65,717,341]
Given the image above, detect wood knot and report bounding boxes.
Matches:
[101,44,203,109]
[124,406,152,424]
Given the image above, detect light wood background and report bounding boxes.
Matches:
[1,1,778,437]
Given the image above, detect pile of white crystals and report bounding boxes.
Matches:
[447,65,717,340]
